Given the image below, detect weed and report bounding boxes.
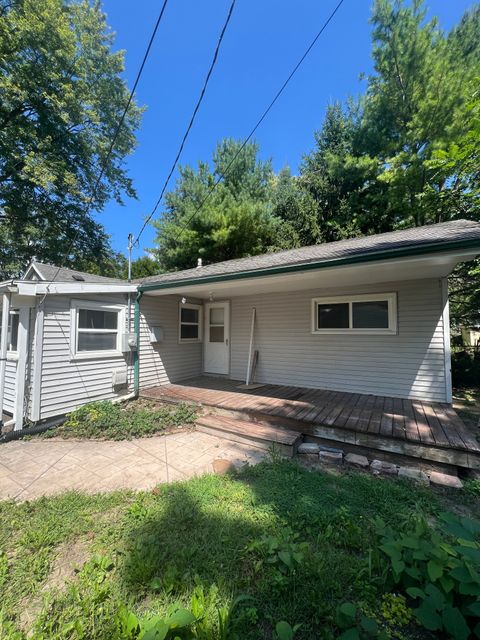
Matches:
[43,400,197,440]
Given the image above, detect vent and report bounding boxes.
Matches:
[71,274,85,281]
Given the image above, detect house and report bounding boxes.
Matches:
[0,262,137,431]
[135,219,480,404]
[1,219,480,438]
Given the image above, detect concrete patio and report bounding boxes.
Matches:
[0,431,266,502]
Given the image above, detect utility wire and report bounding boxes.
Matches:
[134,0,237,247]
[41,0,170,296]
[137,0,345,275]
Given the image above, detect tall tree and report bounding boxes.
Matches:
[0,0,142,278]
[151,139,290,271]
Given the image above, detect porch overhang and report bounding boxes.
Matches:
[139,242,480,299]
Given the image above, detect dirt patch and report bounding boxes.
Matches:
[18,538,90,633]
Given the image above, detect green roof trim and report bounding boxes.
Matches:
[138,237,480,293]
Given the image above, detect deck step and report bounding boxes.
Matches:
[196,414,302,458]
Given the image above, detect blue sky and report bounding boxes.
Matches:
[100,0,474,259]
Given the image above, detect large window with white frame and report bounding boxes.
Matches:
[70,300,125,357]
[311,293,397,335]
[179,303,202,343]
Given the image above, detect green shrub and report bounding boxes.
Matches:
[45,400,197,440]
[451,350,480,387]
[376,512,480,640]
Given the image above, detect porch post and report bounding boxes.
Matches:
[441,277,453,404]
[133,292,143,395]
[0,292,10,426]
[14,306,30,431]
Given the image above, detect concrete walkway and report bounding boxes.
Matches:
[0,431,266,501]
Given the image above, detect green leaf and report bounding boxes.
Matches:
[166,609,196,629]
[427,560,443,581]
[278,551,293,569]
[442,606,470,640]
[465,602,480,616]
[360,616,378,634]
[406,587,424,599]
[275,621,294,640]
[415,603,442,631]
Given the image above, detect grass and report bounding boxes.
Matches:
[40,399,197,441]
[0,460,479,639]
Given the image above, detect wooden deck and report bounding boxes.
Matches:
[141,377,480,468]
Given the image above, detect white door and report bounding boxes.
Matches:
[204,302,230,374]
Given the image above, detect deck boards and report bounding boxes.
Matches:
[141,377,480,454]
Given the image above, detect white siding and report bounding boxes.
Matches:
[139,295,202,388]
[230,279,448,402]
[3,359,16,414]
[40,294,133,419]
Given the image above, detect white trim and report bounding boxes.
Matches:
[14,307,29,431]
[178,302,202,343]
[23,263,45,281]
[441,278,453,404]
[17,281,137,296]
[0,292,11,420]
[311,292,397,335]
[70,299,126,360]
[30,301,44,422]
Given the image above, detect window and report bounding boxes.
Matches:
[312,293,397,334]
[71,300,124,357]
[179,303,202,342]
[7,310,19,352]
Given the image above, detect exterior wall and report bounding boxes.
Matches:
[3,359,16,414]
[138,294,202,388]
[39,294,132,419]
[230,278,448,402]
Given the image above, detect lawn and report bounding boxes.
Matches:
[0,460,479,639]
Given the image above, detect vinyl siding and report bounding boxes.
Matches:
[3,359,16,414]
[39,294,133,419]
[230,278,448,402]
[139,295,202,388]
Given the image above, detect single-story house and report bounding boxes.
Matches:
[1,219,480,433]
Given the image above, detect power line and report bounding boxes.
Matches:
[139,0,345,271]
[42,0,170,295]
[134,0,237,247]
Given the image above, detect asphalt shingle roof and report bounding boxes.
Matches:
[30,262,127,284]
[139,219,480,287]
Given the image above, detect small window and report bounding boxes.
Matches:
[71,301,124,357]
[179,303,202,342]
[7,310,19,352]
[312,293,397,334]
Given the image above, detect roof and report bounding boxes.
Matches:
[139,219,480,290]
[27,261,128,284]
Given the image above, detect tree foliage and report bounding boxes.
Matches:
[0,0,142,278]
[151,139,290,271]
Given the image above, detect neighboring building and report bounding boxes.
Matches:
[0,263,137,430]
[1,219,480,431]
[461,326,480,348]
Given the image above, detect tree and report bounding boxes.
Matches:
[130,255,162,280]
[0,0,142,278]
[151,139,290,271]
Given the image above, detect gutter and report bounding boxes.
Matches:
[138,237,480,293]
[133,291,143,395]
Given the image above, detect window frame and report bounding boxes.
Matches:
[6,309,20,359]
[70,299,125,359]
[178,302,202,344]
[311,292,397,335]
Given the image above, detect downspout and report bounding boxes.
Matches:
[133,291,143,395]
[0,291,11,428]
